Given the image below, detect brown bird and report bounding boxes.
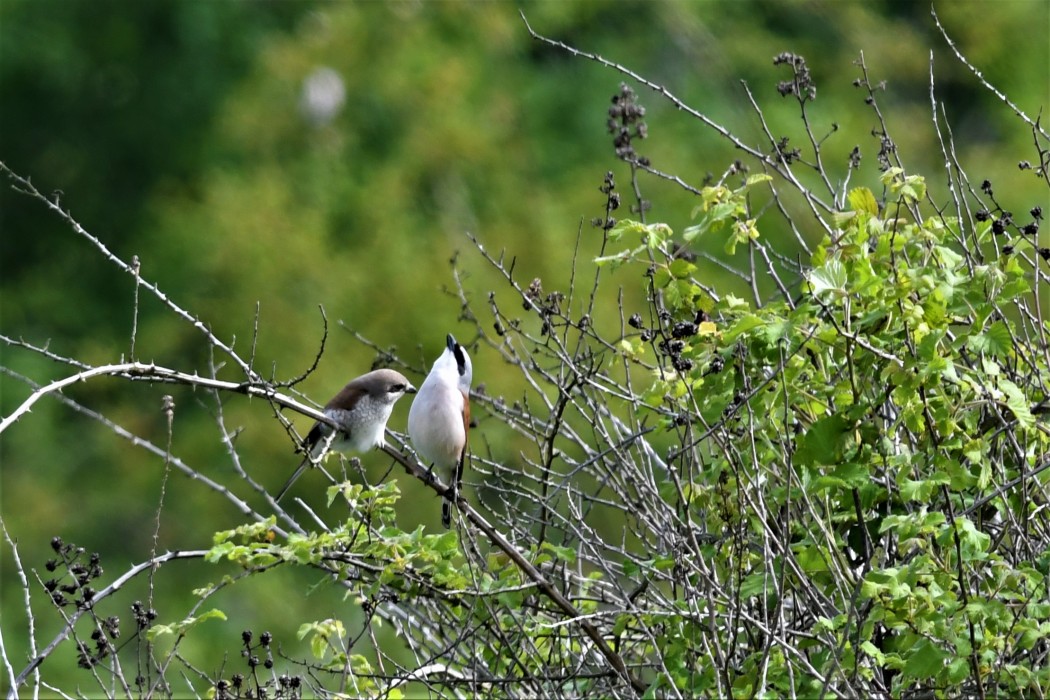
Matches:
[275,369,415,502]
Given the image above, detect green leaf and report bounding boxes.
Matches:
[644,222,674,248]
[899,472,949,502]
[539,541,578,564]
[744,173,773,187]
[722,313,765,343]
[902,639,948,681]
[607,219,648,242]
[827,461,870,487]
[299,619,347,660]
[1000,276,1031,301]
[945,657,970,684]
[950,517,991,559]
[832,210,858,229]
[663,279,693,311]
[682,222,707,242]
[739,571,768,599]
[619,338,644,359]
[668,258,696,279]
[760,317,793,345]
[796,414,851,467]
[847,187,879,216]
[860,640,886,664]
[146,609,227,642]
[999,378,1034,428]
[808,259,847,299]
[966,320,1013,358]
[724,218,758,255]
[594,248,637,269]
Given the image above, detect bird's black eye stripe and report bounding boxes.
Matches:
[453,346,470,377]
[453,345,467,376]
[390,383,407,393]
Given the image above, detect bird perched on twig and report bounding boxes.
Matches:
[408,334,472,527]
[275,369,416,502]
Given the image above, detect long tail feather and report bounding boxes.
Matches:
[442,497,454,528]
[442,452,467,528]
[275,458,309,502]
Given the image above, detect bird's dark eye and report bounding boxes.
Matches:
[391,384,406,393]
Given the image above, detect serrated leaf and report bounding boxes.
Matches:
[934,245,962,269]
[1000,277,1031,301]
[146,609,227,642]
[722,313,764,343]
[619,338,643,359]
[796,414,851,467]
[902,639,949,681]
[643,222,673,248]
[682,222,707,242]
[707,201,741,228]
[832,210,858,228]
[848,187,879,216]
[739,572,768,599]
[808,259,847,298]
[999,378,1034,428]
[828,462,870,487]
[861,640,886,663]
[607,219,648,241]
[594,249,635,269]
[669,258,696,279]
[899,472,949,502]
[722,294,749,311]
[744,173,773,187]
[664,279,684,309]
[760,317,793,344]
[697,321,718,335]
[966,320,1013,358]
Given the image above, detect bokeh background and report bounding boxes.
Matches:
[2,0,1047,689]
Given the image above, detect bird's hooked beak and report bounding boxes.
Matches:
[406,383,418,395]
[446,334,457,352]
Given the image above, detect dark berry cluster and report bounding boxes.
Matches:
[214,630,298,700]
[131,600,158,630]
[592,171,620,232]
[77,615,121,670]
[775,136,801,165]
[523,277,565,337]
[852,69,897,170]
[629,309,712,374]
[974,178,1042,255]
[773,52,816,102]
[608,83,649,165]
[659,337,693,372]
[240,629,275,671]
[873,130,896,171]
[42,538,123,669]
[43,536,103,610]
[848,145,862,170]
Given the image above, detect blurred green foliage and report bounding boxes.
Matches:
[2,0,1047,691]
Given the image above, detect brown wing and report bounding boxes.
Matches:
[302,381,367,452]
[444,390,471,528]
[325,381,368,411]
[460,389,470,459]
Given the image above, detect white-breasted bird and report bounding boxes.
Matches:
[408,334,472,527]
[275,368,416,502]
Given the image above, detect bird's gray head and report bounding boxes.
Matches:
[362,368,417,405]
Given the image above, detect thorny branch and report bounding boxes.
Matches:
[3,9,1050,699]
